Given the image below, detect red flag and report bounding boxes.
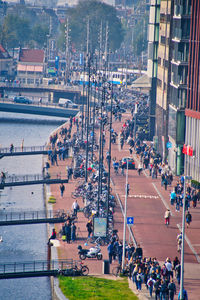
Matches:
[188,146,193,156]
[182,144,187,154]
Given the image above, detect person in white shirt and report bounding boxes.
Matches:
[72,200,79,216]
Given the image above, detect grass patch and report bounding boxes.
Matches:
[58,276,139,300]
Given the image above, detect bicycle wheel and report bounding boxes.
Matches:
[71,192,79,199]
[112,266,121,277]
[79,253,86,260]
[83,207,91,219]
[75,180,85,188]
[81,266,89,276]
[98,238,105,246]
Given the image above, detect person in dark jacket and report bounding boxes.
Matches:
[49,228,56,242]
[168,279,176,300]
[59,183,65,197]
[135,244,143,258]
[107,242,114,264]
[65,221,71,244]
[186,211,192,228]
[86,220,93,238]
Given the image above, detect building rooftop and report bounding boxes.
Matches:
[0,44,11,59]
[19,49,44,63]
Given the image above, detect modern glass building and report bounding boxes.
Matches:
[168,0,191,175]
[147,0,160,141]
[185,0,200,182]
[155,0,173,160]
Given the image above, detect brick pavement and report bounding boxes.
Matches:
[47,113,200,300]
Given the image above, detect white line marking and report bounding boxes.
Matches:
[121,194,159,199]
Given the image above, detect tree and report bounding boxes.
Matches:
[62,0,124,53]
[1,14,31,48]
[31,24,49,47]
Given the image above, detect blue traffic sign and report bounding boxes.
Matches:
[127,217,134,225]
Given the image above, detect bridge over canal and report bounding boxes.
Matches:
[0,145,68,159]
[0,101,79,118]
[0,209,69,226]
[0,259,74,279]
[0,145,49,159]
[0,173,68,189]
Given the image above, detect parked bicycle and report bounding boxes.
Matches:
[59,261,89,276]
[112,263,130,277]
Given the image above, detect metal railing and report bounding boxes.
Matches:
[2,172,67,184]
[0,145,46,154]
[0,259,74,274]
[0,98,80,110]
[0,209,67,222]
[0,82,82,92]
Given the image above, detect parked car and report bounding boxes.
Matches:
[121,157,136,169]
[58,98,78,109]
[13,96,32,104]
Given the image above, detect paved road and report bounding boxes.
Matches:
[48,113,200,300]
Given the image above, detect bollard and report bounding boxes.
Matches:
[102,260,110,275]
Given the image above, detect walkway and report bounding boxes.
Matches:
[47,112,200,300]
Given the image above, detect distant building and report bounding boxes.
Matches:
[0,44,14,80]
[147,0,160,141]
[185,0,200,182]
[155,0,173,161]
[16,48,45,85]
[168,1,191,175]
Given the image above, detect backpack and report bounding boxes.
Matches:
[148,279,153,287]
[137,274,142,281]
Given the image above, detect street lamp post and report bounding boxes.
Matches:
[85,54,91,183]
[107,82,113,226]
[122,162,128,271]
[180,175,192,300]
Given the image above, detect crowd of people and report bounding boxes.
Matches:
[44,89,197,299]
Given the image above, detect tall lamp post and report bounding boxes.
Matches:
[122,162,129,271]
[180,175,192,299]
[107,82,113,224]
[85,53,91,183]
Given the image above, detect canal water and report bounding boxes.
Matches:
[0,112,66,300]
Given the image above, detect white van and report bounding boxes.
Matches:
[58,98,78,108]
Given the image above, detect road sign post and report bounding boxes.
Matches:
[127,217,134,226]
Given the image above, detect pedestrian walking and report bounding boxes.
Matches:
[71,222,77,242]
[86,220,93,238]
[186,211,192,228]
[117,241,123,265]
[168,279,176,300]
[65,221,71,244]
[0,171,6,184]
[21,138,24,151]
[59,183,65,197]
[137,163,143,175]
[164,176,168,190]
[107,241,114,264]
[178,288,188,300]
[126,183,130,196]
[177,232,182,253]
[147,276,155,297]
[136,269,143,290]
[72,199,79,217]
[164,209,171,226]
[10,143,14,153]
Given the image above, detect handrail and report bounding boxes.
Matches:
[0,259,75,274]
[0,209,68,222]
